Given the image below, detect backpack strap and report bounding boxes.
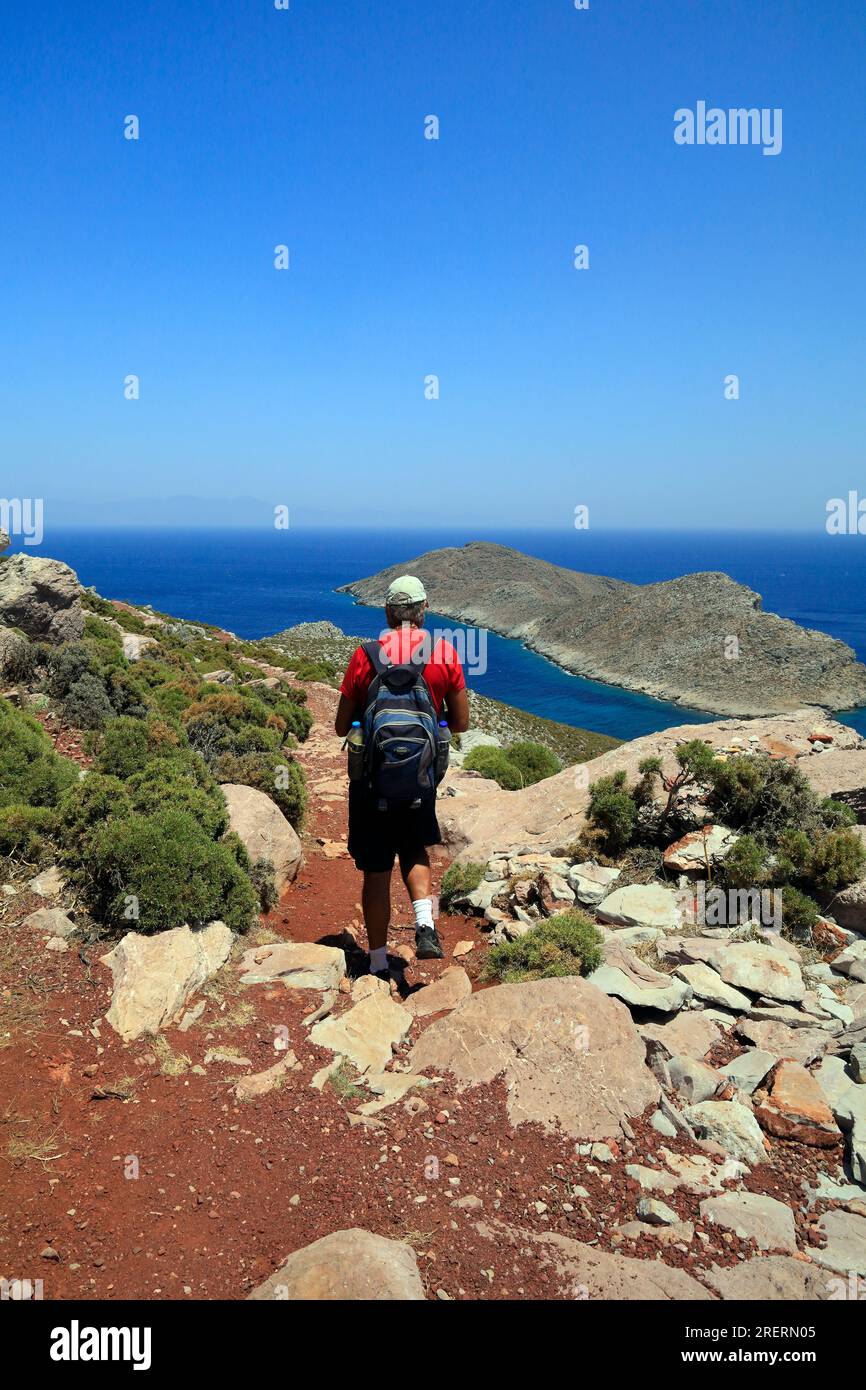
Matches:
[362,639,391,677]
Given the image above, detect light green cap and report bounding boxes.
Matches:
[386,574,427,604]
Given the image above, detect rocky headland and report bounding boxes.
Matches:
[339,541,866,718]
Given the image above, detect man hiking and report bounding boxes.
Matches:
[335,574,470,980]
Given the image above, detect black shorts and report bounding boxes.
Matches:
[347,782,442,873]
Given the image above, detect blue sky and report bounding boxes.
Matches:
[1,0,863,529]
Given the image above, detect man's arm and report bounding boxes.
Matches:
[442,686,469,733]
[334,694,357,738]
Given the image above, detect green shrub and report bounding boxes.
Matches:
[63,672,115,729]
[293,659,336,682]
[95,716,187,779]
[505,741,561,786]
[463,746,524,789]
[779,885,820,944]
[720,834,768,889]
[440,859,486,910]
[805,827,866,893]
[46,643,92,699]
[0,701,79,808]
[57,774,132,865]
[127,760,228,838]
[83,808,258,933]
[0,804,56,861]
[249,857,279,913]
[0,630,39,683]
[585,770,637,856]
[213,750,307,830]
[482,911,604,983]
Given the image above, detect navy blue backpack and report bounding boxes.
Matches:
[360,640,440,809]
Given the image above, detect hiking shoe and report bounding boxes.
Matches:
[415,925,444,960]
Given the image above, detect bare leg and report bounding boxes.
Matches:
[361,870,392,952]
[399,848,432,905]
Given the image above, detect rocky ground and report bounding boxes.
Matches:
[2,675,866,1301]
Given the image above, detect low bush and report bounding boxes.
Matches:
[63,672,115,729]
[482,911,604,983]
[213,750,307,830]
[0,630,39,683]
[584,770,637,856]
[779,884,820,943]
[440,860,486,909]
[249,857,279,913]
[0,804,56,861]
[463,746,524,790]
[83,807,258,933]
[505,741,561,785]
[0,701,79,809]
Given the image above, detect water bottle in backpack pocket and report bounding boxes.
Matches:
[361,640,439,809]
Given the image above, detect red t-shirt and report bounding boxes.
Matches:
[340,628,466,717]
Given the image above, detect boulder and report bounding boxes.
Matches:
[716,942,805,1003]
[754,1060,841,1148]
[663,825,736,875]
[310,992,413,1074]
[403,966,472,1018]
[734,1017,831,1064]
[567,861,622,907]
[596,883,682,932]
[640,1012,721,1063]
[237,942,345,992]
[828,877,866,934]
[831,940,866,984]
[0,552,83,642]
[234,1051,300,1101]
[220,783,302,892]
[247,1229,425,1301]
[20,907,77,939]
[101,922,233,1040]
[410,976,658,1141]
[674,961,751,1013]
[665,1054,726,1104]
[121,632,160,662]
[590,941,691,1014]
[27,864,65,898]
[680,1100,768,1166]
[705,1256,833,1300]
[699,1192,797,1253]
[811,1210,866,1276]
[719,1049,777,1095]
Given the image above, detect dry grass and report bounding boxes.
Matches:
[151,1035,191,1077]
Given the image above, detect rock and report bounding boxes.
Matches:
[680,1100,768,1166]
[716,942,805,1003]
[851,1043,866,1082]
[403,967,472,1018]
[310,992,413,1074]
[699,1192,797,1253]
[567,861,622,906]
[20,907,77,939]
[0,552,83,642]
[247,1229,425,1301]
[851,1121,866,1185]
[237,942,346,992]
[705,1256,833,1300]
[674,961,751,1012]
[650,1110,679,1138]
[409,976,659,1141]
[101,922,233,1040]
[657,936,726,967]
[44,936,68,953]
[665,1054,726,1105]
[590,941,692,1014]
[811,1210,866,1276]
[356,1072,432,1115]
[235,1052,299,1101]
[735,1018,830,1065]
[121,632,160,662]
[754,1060,842,1148]
[617,1219,695,1247]
[596,883,682,932]
[719,1050,777,1095]
[831,940,866,984]
[220,783,303,892]
[663,825,736,875]
[27,864,65,898]
[640,1012,721,1062]
[485,1226,711,1299]
[636,1197,679,1226]
[829,878,866,934]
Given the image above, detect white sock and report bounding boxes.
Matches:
[369,945,389,973]
[412,897,435,931]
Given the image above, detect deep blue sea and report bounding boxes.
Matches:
[11,528,866,742]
